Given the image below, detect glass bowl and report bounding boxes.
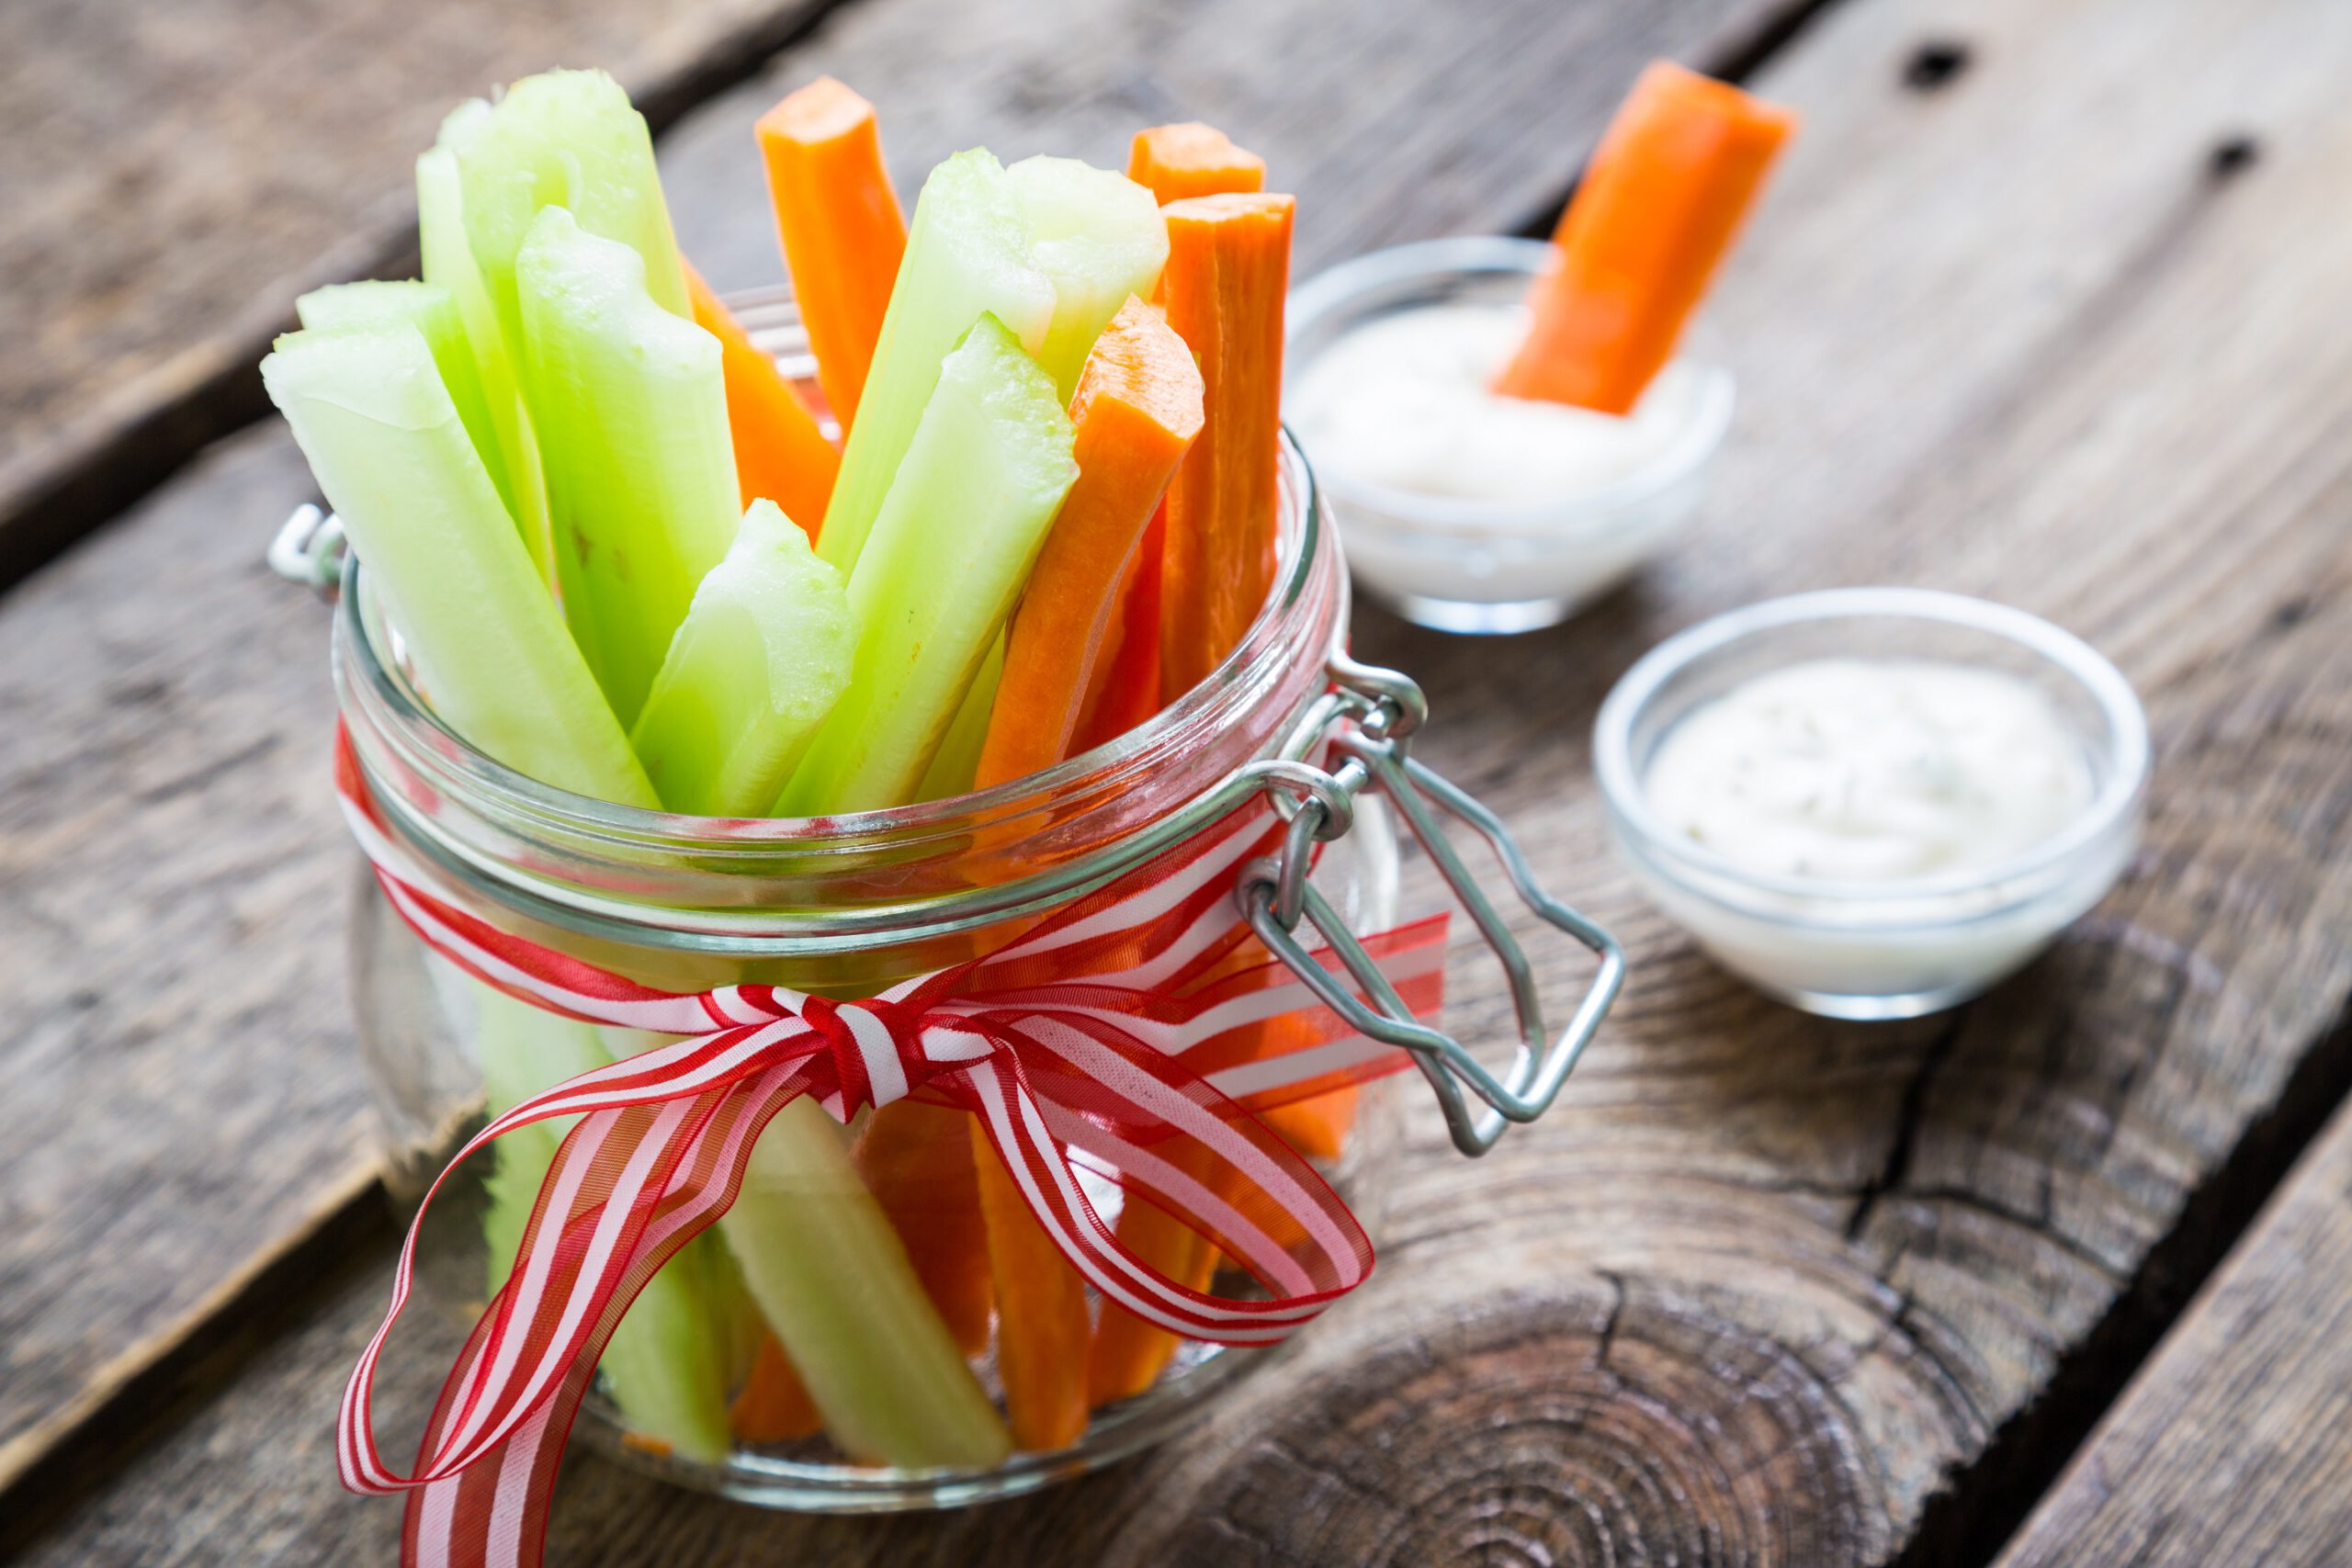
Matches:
[1592,588,2150,1019]
[1285,235,1735,635]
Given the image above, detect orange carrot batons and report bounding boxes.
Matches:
[684,262,840,536]
[756,77,908,428]
[978,298,1204,786]
[1495,61,1796,415]
[1126,123,1266,206]
[1156,192,1294,704]
[969,1126,1092,1451]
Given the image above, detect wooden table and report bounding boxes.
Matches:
[7,0,2352,1562]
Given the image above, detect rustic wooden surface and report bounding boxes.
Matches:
[0,0,1792,1507]
[11,0,2352,1562]
[0,0,838,589]
[1994,1088,2352,1568]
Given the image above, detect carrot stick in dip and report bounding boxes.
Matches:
[1126,122,1266,206]
[1155,192,1294,704]
[1495,61,1795,414]
[977,298,1204,785]
[756,77,908,428]
[684,261,840,536]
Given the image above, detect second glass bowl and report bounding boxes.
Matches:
[1593,589,2150,1019]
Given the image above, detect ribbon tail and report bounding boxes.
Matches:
[343,1057,829,1568]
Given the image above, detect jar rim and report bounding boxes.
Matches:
[335,431,1348,950]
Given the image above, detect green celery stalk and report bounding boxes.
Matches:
[446,68,690,364]
[419,124,552,579]
[295,283,505,532]
[1004,155,1170,400]
[259,324,654,806]
[727,1098,1009,1465]
[517,207,740,727]
[475,989,733,1462]
[602,1021,1010,1467]
[628,500,855,816]
[817,150,1057,577]
[780,315,1078,815]
[263,329,732,1458]
[913,632,1002,801]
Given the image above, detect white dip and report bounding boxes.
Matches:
[1287,301,1702,505]
[1644,659,2093,882]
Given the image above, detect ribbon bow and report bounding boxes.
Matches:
[331,729,1445,1567]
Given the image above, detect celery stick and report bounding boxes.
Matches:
[447,68,690,366]
[419,128,552,579]
[914,633,1001,801]
[1004,156,1170,400]
[598,1027,1007,1463]
[260,325,655,807]
[296,283,506,530]
[267,323,722,1459]
[700,1233,769,1391]
[724,1096,1011,1466]
[475,989,732,1463]
[817,150,1057,576]
[517,207,740,727]
[782,315,1078,815]
[628,501,854,816]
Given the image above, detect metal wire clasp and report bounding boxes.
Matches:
[269,503,348,598]
[1237,649,1625,1156]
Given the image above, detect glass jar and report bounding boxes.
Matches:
[328,424,1434,1511]
[277,292,1623,1519]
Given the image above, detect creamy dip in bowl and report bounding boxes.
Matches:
[1593,589,2149,1019]
[1286,236,1733,635]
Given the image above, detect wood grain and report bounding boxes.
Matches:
[0,0,842,590]
[1992,1079,2352,1568]
[0,0,1792,1507]
[19,0,2352,1560]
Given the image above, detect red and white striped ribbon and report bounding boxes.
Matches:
[331,728,1445,1568]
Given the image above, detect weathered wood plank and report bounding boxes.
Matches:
[0,0,841,590]
[0,0,1792,1506]
[19,0,2352,1561]
[1991,1067,2352,1568]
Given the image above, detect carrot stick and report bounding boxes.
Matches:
[1155,193,1293,703]
[977,297,1204,786]
[1254,1004,1359,1161]
[1494,61,1796,414]
[1127,123,1266,206]
[851,1102,993,1355]
[1127,124,1264,306]
[756,77,908,429]
[684,260,840,537]
[1082,120,1261,736]
[1085,1151,1221,1406]
[730,1332,823,1443]
[1071,510,1163,751]
[969,1124,1091,1450]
